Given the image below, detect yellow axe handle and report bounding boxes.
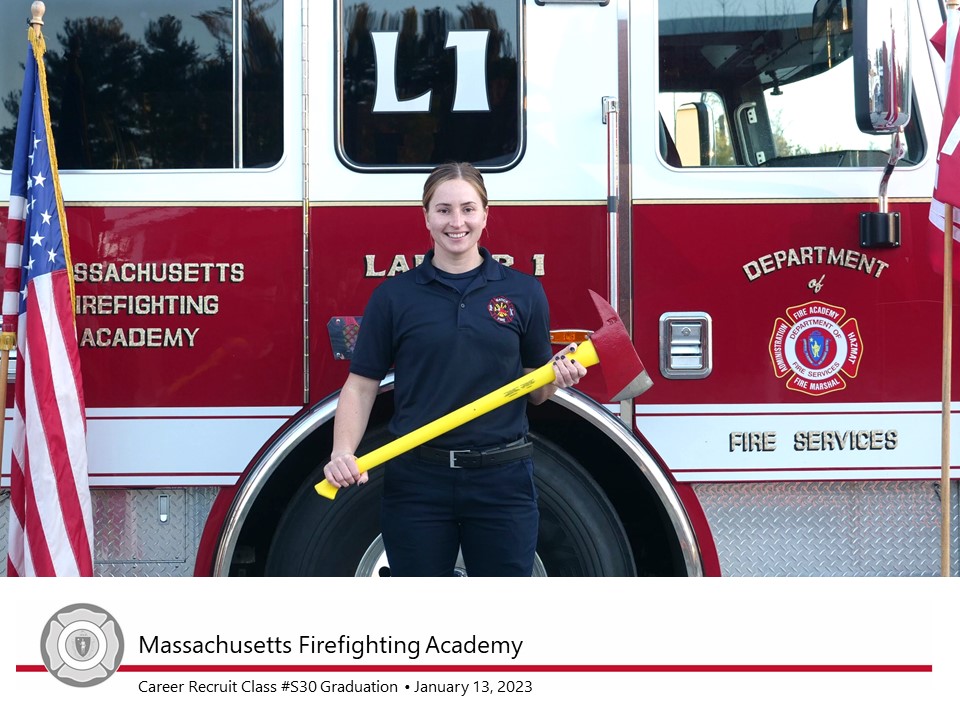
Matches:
[315,339,600,499]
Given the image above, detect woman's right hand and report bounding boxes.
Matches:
[323,452,368,488]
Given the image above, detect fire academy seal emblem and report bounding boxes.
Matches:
[39,603,124,687]
[768,301,863,396]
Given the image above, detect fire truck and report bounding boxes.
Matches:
[1,0,957,577]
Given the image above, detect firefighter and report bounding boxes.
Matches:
[322,161,587,576]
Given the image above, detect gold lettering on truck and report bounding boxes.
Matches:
[364,254,545,277]
[72,262,244,349]
[742,246,889,281]
[727,429,899,452]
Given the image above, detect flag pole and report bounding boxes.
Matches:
[944,204,954,578]
[943,0,959,579]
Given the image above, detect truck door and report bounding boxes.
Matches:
[636,0,956,576]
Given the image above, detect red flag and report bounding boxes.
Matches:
[928,12,960,278]
[5,27,93,576]
[930,12,960,241]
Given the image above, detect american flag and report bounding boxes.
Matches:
[930,10,960,242]
[4,27,92,576]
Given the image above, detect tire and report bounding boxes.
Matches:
[264,431,635,576]
[532,435,635,576]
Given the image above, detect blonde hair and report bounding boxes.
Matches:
[422,162,488,210]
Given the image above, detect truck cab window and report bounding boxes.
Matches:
[657,0,924,168]
[337,0,522,172]
[0,0,283,170]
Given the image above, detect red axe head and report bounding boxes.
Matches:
[587,290,652,402]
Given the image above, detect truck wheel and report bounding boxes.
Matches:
[264,432,635,576]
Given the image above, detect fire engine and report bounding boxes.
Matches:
[1,0,957,577]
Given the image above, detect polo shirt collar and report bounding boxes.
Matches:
[415,247,505,285]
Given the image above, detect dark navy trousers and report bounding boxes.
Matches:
[380,453,539,577]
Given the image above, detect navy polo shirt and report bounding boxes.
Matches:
[350,247,553,449]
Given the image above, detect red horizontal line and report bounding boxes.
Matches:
[5,414,293,421]
[634,410,947,417]
[86,472,236,478]
[672,479,942,487]
[16,664,932,673]
[87,415,292,421]
[671,466,950,473]
[3,475,236,482]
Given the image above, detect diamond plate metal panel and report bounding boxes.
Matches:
[693,481,960,577]
[6,482,960,577]
[93,488,219,577]
[0,487,219,577]
[96,489,187,563]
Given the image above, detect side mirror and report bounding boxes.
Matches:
[853,0,912,250]
[854,0,912,134]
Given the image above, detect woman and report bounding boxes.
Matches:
[323,162,587,576]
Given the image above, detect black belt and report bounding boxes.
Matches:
[415,438,532,468]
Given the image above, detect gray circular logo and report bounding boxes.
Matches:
[39,604,124,687]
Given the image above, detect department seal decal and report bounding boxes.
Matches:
[768,301,863,396]
[39,603,124,687]
[488,296,516,324]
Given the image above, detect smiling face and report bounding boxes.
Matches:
[423,178,488,271]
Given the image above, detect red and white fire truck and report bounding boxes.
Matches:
[1,0,957,576]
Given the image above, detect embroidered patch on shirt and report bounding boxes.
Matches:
[488,296,516,324]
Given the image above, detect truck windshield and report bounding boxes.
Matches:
[657,0,923,168]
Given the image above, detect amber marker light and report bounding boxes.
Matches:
[549,329,592,346]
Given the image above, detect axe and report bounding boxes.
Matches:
[315,290,651,499]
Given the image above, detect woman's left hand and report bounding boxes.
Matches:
[552,342,588,388]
